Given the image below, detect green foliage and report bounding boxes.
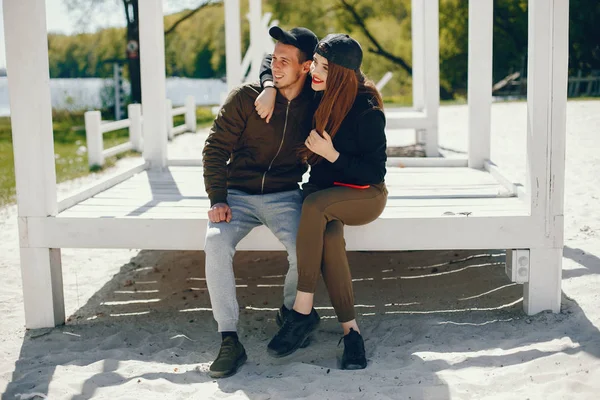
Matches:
[569,0,600,73]
[49,0,600,97]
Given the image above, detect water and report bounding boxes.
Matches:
[0,76,228,116]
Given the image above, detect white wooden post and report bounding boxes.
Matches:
[411,0,425,111]
[166,99,174,140]
[185,95,197,132]
[225,0,242,92]
[467,0,494,169]
[524,0,569,315]
[248,0,263,81]
[128,103,143,152]
[3,0,65,328]
[139,0,168,169]
[84,111,104,167]
[423,0,440,157]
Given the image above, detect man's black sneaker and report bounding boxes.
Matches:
[340,328,367,370]
[209,336,247,378]
[267,309,320,357]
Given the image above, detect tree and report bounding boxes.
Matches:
[64,0,221,103]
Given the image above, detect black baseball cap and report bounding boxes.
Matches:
[269,26,318,61]
[315,33,363,71]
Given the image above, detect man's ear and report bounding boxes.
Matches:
[302,60,312,74]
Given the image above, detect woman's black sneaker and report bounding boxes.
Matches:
[209,336,247,378]
[276,305,319,348]
[340,328,367,370]
[268,309,319,357]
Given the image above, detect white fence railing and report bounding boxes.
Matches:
[85,95,196,167]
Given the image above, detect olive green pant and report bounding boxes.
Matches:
[297,183,387,322]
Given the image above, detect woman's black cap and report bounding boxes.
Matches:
[315,33,363,71]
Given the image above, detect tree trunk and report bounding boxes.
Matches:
[124,0,141,104]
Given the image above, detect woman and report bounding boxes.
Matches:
[259,33,388,370]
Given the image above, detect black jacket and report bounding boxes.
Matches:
[260,55,387,188]
[203,83,313,206]
[308,92,387,188]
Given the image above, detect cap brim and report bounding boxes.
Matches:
[269,26,298,47]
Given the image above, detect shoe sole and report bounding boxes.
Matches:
[341,361,367,370]
[208,352,248,379]
[267,320,320,358]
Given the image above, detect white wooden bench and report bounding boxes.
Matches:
[4,0,568,328]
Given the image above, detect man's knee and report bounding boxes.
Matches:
[204,225,236,256]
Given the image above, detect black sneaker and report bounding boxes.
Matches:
[209,336,248,378]
[276,305,319,348]
[276,305,290,327]
[340,328,367,370]
[267,309,320,357]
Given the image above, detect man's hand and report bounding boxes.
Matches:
[305,129,340,163]
[208,203,232,223]
[255,87,276,123]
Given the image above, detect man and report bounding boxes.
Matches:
[202,26,319,378]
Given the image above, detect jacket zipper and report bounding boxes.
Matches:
[261,101,290,193]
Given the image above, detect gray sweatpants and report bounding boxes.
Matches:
[204,188,303,332]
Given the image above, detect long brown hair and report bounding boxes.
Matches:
[299,65,383,165]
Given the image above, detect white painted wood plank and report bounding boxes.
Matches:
[168,159,203,167]
[57,161,148,212]
[225,0,242,92]
[386,158,468,168]
[79,196,526,208]
[411,0,425,111]
[523,0,569,315]
[467,0,493,168]
[28,214,544,251]
[59,198,527,214]
[4,0,58,218]
[524,247,562,315]
[423,0,440,156]
[3,0,65,329]
[139,0,168,168]
[248,0,263,81]
[100,118,131,133]
[59,207,528,219]
[172,106,187,116]
[484,160,526,199]
[103,141,133,158]
[172,124,188,136]
[19,247,65,329]
[85,111,104,167]
[91,189,510,202]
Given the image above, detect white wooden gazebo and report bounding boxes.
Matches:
[4,0,568,329]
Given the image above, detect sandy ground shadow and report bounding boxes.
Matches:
[3,249,599,399]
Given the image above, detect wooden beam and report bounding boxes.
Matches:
[139,0,168,169]
[3,0,65,329]
[387,157,468,168]
[248,0,263,81]
[467,0,494,168]
[411,0,425,111]
[57,161,148,213]
[423,0,440,157]
[225,0,242,92]
[524,0,569,315]
[28,215,546,251]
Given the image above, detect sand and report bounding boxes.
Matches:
[1,100,599,399]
